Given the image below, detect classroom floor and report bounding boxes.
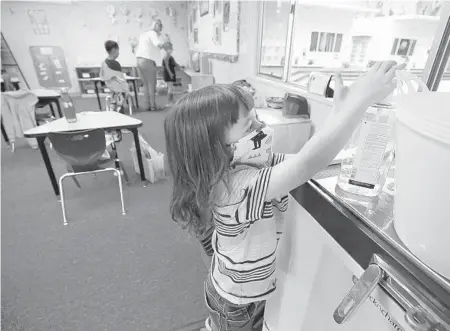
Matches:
[1,95,209,331]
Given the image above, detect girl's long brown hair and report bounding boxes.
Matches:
[164,84,254,236]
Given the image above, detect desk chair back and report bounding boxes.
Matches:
[48,128,126,225]
[48,129,106,172]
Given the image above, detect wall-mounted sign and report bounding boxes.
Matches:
[29,46,71,89]
[28,10,50,35]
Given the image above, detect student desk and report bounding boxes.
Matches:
[78,76,140,111]
[33,89,63,118]
[24,111,147,196]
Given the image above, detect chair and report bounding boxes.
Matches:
[48,129,126,225]
[105,90,134,115]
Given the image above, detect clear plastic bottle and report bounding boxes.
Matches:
[60,88,77,123]
[337,97,396,197]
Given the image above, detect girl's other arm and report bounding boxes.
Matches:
[265,61,405,200]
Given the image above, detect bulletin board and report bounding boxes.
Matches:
[29,46,71,88]
[188,0,241,63]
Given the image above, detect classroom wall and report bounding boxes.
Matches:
[1,1,189,93]
[184,0,260,84]
[188,0,239,57]
[207,0,259,84]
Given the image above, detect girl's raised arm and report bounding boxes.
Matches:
[265,61,405,200]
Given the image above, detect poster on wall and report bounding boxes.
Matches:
[135,8,143,27]
[28,10,50,35]
[189,0,241,63]
[194,29,199,44]
[213,23,222,45]
[192,7,197,24]
[199,1,209,17]
[223,1,230,31]
[29,46,71,89]
[106,5,117,24]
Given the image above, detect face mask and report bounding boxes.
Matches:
[231,124,274,167]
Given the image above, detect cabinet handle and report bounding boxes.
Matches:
[334,255,449,330]
[405,306,446,331]
[333,264,383,324]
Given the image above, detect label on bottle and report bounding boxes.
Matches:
[349,120,393,189]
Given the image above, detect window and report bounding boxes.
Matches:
[391,38,417,56]
[258,1,449,90]
[309,32,343,53]
[258,1,291,78]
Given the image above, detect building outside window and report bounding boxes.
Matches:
[309,32,343,53]
[258,0,450,91]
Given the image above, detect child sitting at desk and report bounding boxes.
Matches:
[100,40,131,113]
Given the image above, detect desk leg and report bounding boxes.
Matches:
[94,81,102,111]
[1,119,9,144]
[132,80,139,109]
[38,137,59,196]
[131,128,147,186]
[49,103,56,117]
[55,99,63,118]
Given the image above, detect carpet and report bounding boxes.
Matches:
[1,97,208,331]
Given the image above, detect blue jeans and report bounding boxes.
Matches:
[204,274,265,331]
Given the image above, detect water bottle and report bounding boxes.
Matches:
[61,88,77,123]
[336,95,396,197]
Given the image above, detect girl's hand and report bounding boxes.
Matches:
[333,73,349,109]
[336,61,406,109]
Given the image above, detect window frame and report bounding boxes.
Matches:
[256,1,450,92]
[257,0,296,81]
[423,2,450,90]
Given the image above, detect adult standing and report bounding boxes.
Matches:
[135,19,168,111]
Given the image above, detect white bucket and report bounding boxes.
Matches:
[394,71,450,279]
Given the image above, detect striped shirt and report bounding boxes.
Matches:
[210,153,288,305]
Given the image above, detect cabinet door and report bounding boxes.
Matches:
[299,245,402,331]
[264,198,404,331]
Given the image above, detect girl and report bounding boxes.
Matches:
[164,61,404,331]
